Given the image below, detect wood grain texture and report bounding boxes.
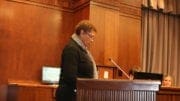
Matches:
[6,0,72,9]
[77,79,160,101]
[7,82,57,101]
[0,1,73,81]
[89,1,141,78]
[157,87,180,101]
[0,0,142,101]
[8,81,180,101]
[0,3,74,101]
[92,0,141,7]
[73,2,90,25]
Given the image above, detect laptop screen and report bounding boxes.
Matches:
[42,66,61,84]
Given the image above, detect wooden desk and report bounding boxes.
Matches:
[77,79,161,101]
[7,81,57,101]
[157,87,180,101]
[9,80,180,101]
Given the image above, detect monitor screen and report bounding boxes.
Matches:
[42,66,61,84]
[134,72,163,82]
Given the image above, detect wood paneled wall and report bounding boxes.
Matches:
[0,0,141,101]
[89,0,141,78]
[0,0,74,101]
[73,1,90,26]
[178,0,180,14]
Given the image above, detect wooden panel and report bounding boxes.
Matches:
[7,87,54,101]
[7,81,57,101]
[73,2,90,26]
[157,87,180,101]
[92,0,141,7]
[97,66,115,79]
[89,1,141,78]
[77,79,161,101]
[78,90,156,101]
[6,0,72,9]
[0,0,142,101]
[0,0,74,82]
[0,0,74,101]
[178,0,180,14]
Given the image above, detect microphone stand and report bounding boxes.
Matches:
[109,58,130,79]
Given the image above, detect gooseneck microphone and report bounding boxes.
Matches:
[109,58,130,79]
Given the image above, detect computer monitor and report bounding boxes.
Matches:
[133,72,163,82]
[42,66,61,84]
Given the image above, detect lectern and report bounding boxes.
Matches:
[77,79,161,101]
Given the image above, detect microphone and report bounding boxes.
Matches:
[109,58,130,79]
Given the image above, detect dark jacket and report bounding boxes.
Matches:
[56,38,94,101]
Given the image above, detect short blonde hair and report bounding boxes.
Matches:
[162,75,173,86]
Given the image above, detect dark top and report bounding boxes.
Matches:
[59,38,94,89]
[56,38,94,101]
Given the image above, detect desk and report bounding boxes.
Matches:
[8,80,180,101]
[7,81,57,101]
[157,87,180,101]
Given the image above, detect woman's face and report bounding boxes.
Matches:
[80,30,95,47]
[162,76,172,87]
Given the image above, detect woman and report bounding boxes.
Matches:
[161,75,172,87]
[55,20,98,101]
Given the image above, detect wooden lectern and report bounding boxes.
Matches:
[77,79,161,101]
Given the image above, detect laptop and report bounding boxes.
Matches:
[134,72,163,82]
